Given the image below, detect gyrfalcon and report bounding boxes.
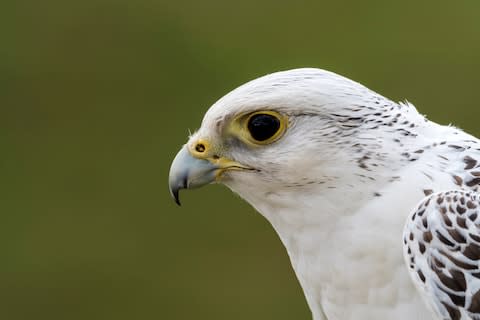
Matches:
[168,68,480,320]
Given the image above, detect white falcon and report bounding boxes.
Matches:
[168,68,480,320]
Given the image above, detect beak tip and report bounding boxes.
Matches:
[173,192,181,206]
[169,184,182,206]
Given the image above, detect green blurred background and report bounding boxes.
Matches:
[2,1,480,319]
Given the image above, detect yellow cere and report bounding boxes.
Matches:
[188,138,212,159]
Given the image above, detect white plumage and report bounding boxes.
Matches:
[169,68,480,320]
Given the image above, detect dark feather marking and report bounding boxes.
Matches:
[442,211,453,227]
[463,243,480,260]
[464,156,478,170]
[441,302,461,320]
[433,256,445,268]
[418,242,426,254]
[424,197,431,207]
[448,145,466,151]
[423,218,428,228]
[449,269,467,291]
[456,217,467,229]
[440,250,478,270]
[434,267,466,306]
[449,205,456,214]
[453,175,463,186]
[422,172,434,181]
[466,178,480,187]
[447,229,466,243]
[444,291,466,308]
[467,201,477,209]
[417,269,426,282]
[468,290,480,313]
[436,231,455,246]
[470,233,480,242]
[423,231,433,243]
[457,206,467,215]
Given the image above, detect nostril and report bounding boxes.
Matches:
[212,155,220,159]
[195,143,206,153]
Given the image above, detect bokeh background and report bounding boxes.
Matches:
[2,1,480,319]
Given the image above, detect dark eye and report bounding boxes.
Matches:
[247,113,281,142]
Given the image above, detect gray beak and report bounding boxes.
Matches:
[168,145,219,206]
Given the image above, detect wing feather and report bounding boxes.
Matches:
[403,190,480,320]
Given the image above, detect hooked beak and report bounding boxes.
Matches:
[168,145,251,205]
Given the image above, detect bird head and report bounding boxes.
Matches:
[169,68,406,208]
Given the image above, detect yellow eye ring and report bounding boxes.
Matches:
[244,111,287,145]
